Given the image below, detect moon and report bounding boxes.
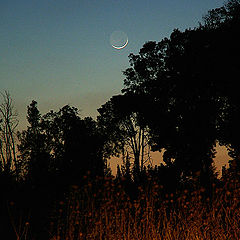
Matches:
[110,30,128,50]
[112,38,128,49]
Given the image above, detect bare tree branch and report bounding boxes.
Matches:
[0,90,19,178]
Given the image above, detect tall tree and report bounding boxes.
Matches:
[0,91,19,178]
[97,94,151,176]
[123,39,216,178]
[17,100,51,184]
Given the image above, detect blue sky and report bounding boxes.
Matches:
[0,0,226,128]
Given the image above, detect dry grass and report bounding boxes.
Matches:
[49,176,240,240]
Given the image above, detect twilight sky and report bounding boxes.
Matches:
[0,0,229,173]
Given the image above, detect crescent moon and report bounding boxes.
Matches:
[112,38,128,50]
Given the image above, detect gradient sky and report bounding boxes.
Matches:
[0,0,230,173]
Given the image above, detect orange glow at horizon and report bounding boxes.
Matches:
[108,143,231,177]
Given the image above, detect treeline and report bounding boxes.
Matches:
[0,0,240,239]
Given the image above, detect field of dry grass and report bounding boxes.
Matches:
[46,175,240,240]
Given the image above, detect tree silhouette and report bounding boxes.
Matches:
[17,100,51,185]
[121,8,240,183]
[0,91,19,179]
[120,0,240,185]
[17,100,53,239]
[39,104,107,183]
[97,94,151,177]
[123,36,218,182]
[0,91,20,238]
